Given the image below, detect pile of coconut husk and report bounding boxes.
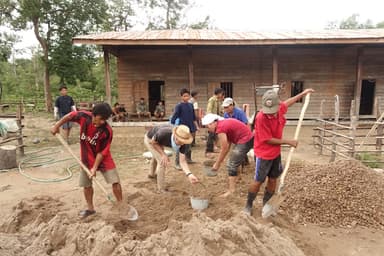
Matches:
[282,160,384,229]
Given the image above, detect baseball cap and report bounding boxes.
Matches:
[262,90,280,114]
[222,97,234,107]
[201,113,223,126]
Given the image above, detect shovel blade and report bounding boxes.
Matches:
[262,194,285,218]
[125,205,139,221]
[110,203,139,221]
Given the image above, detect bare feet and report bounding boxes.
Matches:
[205,152,215,159]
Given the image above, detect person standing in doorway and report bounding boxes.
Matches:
[54,85,76,143]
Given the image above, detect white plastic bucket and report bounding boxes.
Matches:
[190,197,209,210]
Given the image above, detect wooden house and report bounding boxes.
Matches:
[73,29,384,119]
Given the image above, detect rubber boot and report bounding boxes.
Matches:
[175,151,181,170]
[243,192,257,216]
[185,149,195,164]
[263,189,274,206]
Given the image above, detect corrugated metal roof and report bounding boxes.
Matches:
[72,29,384,46]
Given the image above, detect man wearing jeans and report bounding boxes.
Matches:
[144,124,199,193]
[202,113,253,197]
[205,88,225,158]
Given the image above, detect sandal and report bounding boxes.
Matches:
[79,209,96,218]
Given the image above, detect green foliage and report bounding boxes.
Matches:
[355,153,381,168]
[144,0,210,29]
[0,57,44,101]
[327,13,384,30]
[107,0,136,31]
[0,31,17,61]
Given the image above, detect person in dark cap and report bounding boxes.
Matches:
[243,88,314,216]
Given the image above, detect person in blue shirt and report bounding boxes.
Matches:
[222,97,248,124]
[171,88,199,169]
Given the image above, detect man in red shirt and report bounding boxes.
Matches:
[51,103,122,218]
[202,114,253,197]
[243,88,314,216]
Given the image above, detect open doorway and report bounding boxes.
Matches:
[148,80,164,114]
[359,79,375,115]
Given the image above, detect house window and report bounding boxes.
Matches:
[291,81,304,103]
[220,82,233,98]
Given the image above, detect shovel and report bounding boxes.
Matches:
[262,93,311,218]
[55,133,138,221]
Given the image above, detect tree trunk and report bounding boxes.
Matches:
[43,50,52,112]
[33,18,53,112]
[0,145,17,169]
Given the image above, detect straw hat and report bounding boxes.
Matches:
[172,125,193,144]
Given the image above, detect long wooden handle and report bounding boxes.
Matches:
[55,133,112,199]
[358,111,384,149]
[278,93,311,192]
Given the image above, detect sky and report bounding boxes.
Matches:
[193,0,383,30]
[9,0,384,57]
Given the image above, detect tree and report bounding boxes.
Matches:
[327,13,381,29]
[108,0,137,31]
[0,31,16,62]
[144,0,210,29]
[0,0,108,111]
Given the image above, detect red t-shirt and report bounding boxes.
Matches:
[70,111,116,171]
[216,118,253,144]
[254,102,287,160]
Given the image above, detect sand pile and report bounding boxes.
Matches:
[282,160,384,228]
[0,196,305,256]
[114,213,304,256]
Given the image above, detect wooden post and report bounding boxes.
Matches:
[350,100,357,158]
[318,99,325,155]
[354,47,363,116]
[188,47,194,91]
[272,47,278,85]
[330,95,339,162]
[103,48,112,105]
[376,96,383,152]
[16,103,24,156]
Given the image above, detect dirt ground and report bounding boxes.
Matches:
[0,113,384,255]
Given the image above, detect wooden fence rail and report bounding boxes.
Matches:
[313,95,384,164]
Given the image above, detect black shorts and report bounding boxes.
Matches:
[254,155,283,182]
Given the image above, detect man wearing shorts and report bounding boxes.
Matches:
[54,85,76,143]
[202,114,253,197]
[243,88,314,216]
[51,103,122,218]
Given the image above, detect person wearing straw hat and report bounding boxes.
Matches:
[51,103,123,218]
[243,88,314,216]
[201,113,253,197]
[144,124,199,193]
